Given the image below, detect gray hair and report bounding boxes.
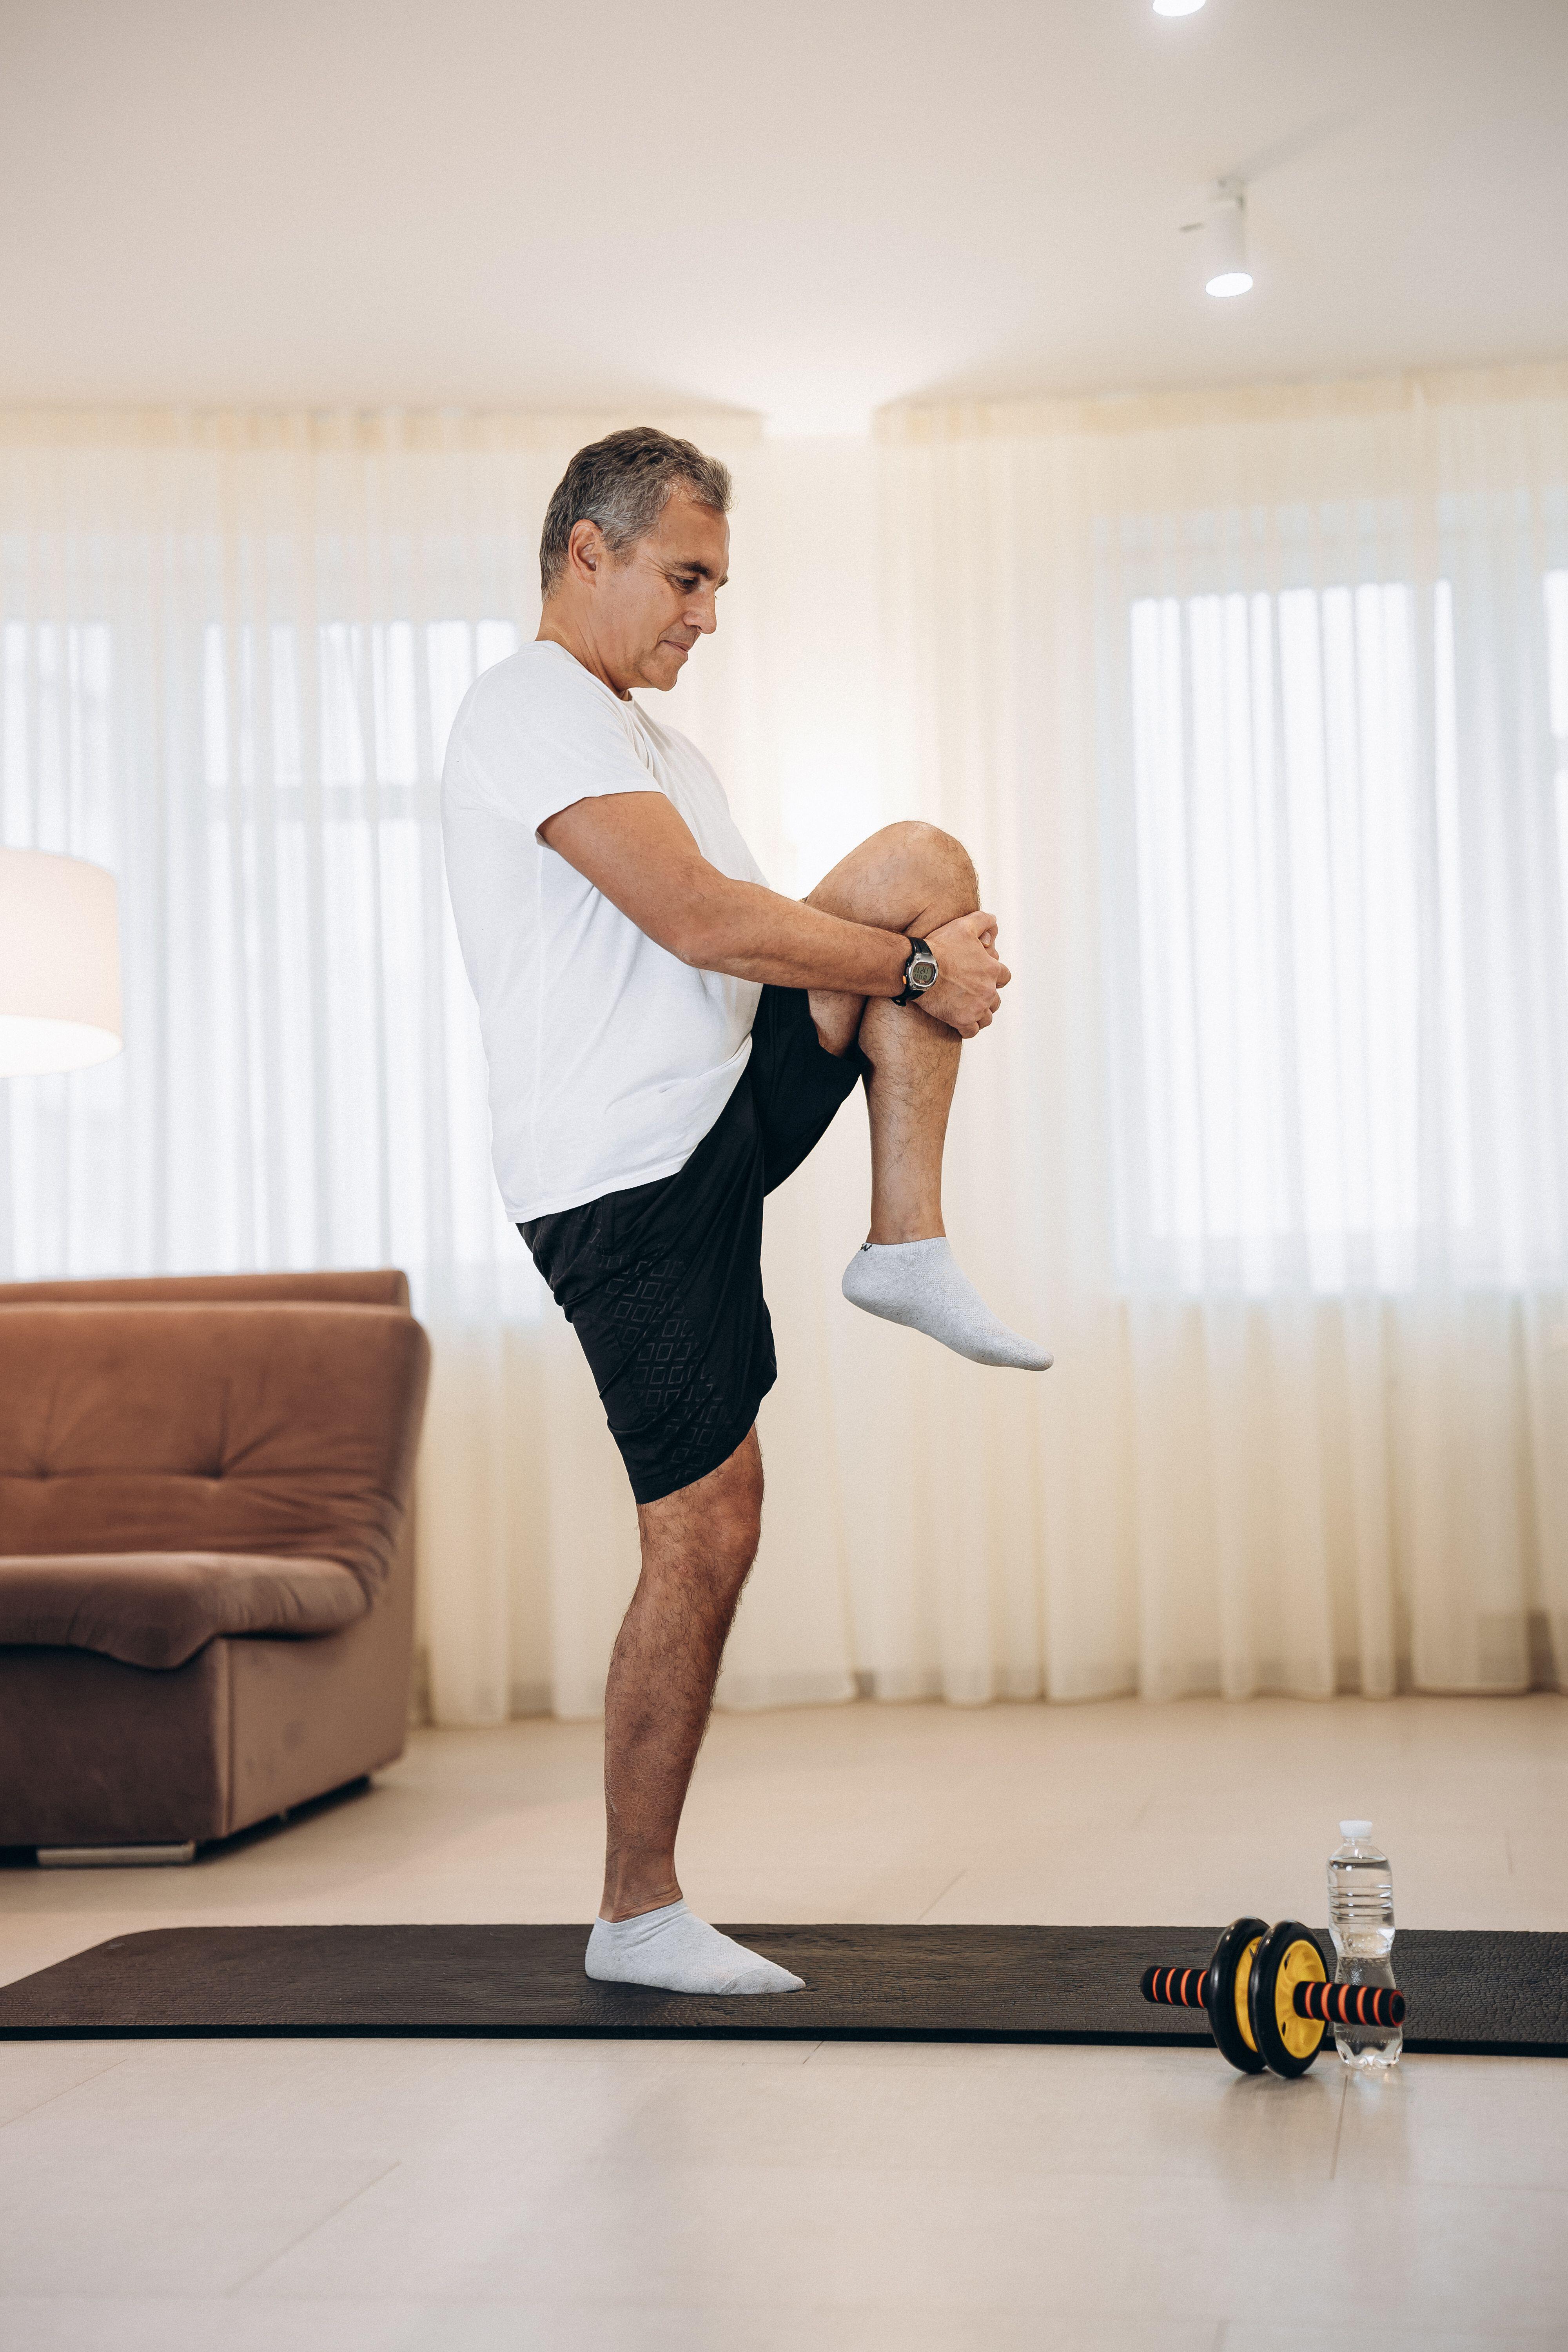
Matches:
[539,426,732,599]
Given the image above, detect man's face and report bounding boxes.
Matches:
[592,492,730,694]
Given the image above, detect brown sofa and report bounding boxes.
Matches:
[0,1270,429,1858]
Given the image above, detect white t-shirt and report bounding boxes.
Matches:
[441,639,768,1223]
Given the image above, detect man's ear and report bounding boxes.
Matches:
[567,519,606,583]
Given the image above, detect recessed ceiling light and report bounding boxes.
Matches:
[1206,272,1253,299]
[1153,0,1207,16]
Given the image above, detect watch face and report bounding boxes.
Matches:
[911,955,938,989]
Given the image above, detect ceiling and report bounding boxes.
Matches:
[2,0,1565,428]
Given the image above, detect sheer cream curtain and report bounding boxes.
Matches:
[2,375,1566,1718]
[875,367,1568,1705]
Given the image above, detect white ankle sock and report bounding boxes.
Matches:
[841,1237,1053,1370]
[585,1900,805,1995]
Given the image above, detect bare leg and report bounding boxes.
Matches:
[805,820,978,1243]
[600,1427,762,1921]
[589,1426,802,1990]
[807,820,1053,1372]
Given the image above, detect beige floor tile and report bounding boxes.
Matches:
[711,2040,1347,2183]
[0,2301,422,2352]
[1222,2334,1565,2352]
[1332,2053,1568,2191]
[1,2036,815,2169]
[0,2145,397,2298]
[0,2043,128,2127]
[240,2155,1568,2330]
[0,2296,1225,2352]
[4,2036,1338,2196]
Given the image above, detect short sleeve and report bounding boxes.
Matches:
[450,646,661,840]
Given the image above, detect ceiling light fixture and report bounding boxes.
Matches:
[1153,0,1207,16]
[1181,179,1253,298]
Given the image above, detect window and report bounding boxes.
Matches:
[1,621,114,860]
[194,616,523,1276]
[1,610,533,1302]
[1124,579,1472,1290]
[1550,570,1568,910]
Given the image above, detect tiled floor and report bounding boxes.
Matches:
[1,1693,1565,2350]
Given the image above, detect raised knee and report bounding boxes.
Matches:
[882,819,977,911]
[882,817,947,858]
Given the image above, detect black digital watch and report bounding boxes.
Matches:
[894,935,939,1006]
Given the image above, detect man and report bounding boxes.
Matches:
[442,427,1049,1997]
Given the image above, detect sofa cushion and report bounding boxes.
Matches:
[0,1551,368,1670]
[0,1303,429,1602]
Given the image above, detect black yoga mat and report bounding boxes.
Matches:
[1,1924,1563,2053]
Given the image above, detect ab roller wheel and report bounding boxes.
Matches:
[1249,1918,1328,2077]
[1140,1917,1406,2078]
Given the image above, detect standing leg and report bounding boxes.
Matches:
[807,820,1052,1370]
[601,1429,761,1919]
[586,1428,803,1992]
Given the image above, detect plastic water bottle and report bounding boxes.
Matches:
[1326,1820,1402,2073]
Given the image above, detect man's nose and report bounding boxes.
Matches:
[690,591,718,635]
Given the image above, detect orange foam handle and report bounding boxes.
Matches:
[1140,1964,1208,2009]
[1292,1980,1406,2027]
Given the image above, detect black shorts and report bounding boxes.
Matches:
[520,985,867,1506]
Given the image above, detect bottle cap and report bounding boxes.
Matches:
[1339,1819,1373,1838]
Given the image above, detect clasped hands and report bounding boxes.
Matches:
[917,911,1010,1039]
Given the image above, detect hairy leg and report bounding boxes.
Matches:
[806,820,980,1243]
[806,821,1053,1373]
[600,1426,763,1922]
[592,1426,802,1990]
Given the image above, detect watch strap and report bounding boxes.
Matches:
[894,935,936,1007]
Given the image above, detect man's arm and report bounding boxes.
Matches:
[540,791,1007,1035]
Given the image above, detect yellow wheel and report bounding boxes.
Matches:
[1204,1916,1269,2075]
[1248,1920,1328,2078]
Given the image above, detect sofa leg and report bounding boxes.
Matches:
[35,1842,198,1868]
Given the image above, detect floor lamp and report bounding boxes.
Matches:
[0,846,122,1078]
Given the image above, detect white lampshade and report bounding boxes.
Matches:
[0,847,122,1076]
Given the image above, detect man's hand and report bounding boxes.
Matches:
[918,911,1010,1038]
